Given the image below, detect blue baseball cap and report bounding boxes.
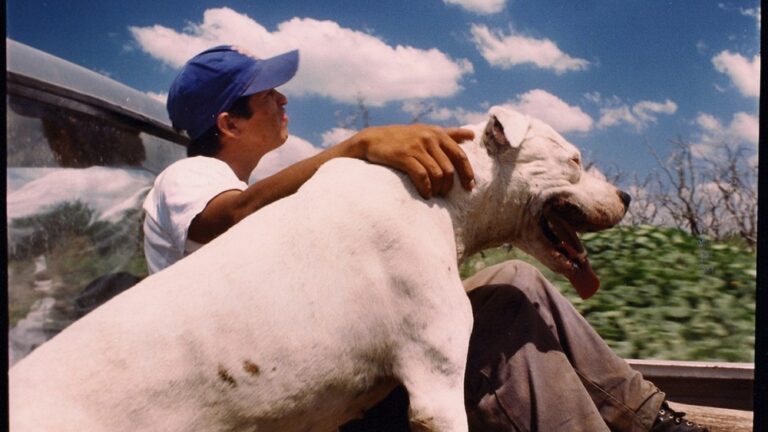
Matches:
[167,45,299,140]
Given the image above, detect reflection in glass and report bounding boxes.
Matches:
[7,94,183,365]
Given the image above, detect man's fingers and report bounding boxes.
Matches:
[444,127,475,144]
[446,145,475,191]
[413,151,446,197]
[401,157,432,199]
[426,141,455,195]
[440,128,475,191]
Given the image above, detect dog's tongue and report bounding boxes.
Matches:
[567,258,600,299]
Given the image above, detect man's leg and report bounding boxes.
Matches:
[464,260,665,432]
[340,281,609,432]
[465,282,610,431]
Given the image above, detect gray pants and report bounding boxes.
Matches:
[341,260,665,432]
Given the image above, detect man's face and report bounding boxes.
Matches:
[238,89,289,152]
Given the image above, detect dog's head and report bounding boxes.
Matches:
[466,106,630,299]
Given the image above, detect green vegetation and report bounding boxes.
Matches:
[8,201,147,328]
[460,225,756,362]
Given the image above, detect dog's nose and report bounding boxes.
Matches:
[617,190,632,208]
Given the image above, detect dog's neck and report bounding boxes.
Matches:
[443,127,528,263]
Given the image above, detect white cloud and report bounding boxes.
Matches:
[729,111,760,143]
[7,167,154,223]
[712,50,760,98]
[145,91,168,103]
[249,135,321,182]
[502,89,593,133]
[596,106,634,129]
[595,97,677,131]
[719,3,761,27]
[130,8,473,106]
[696,113,721,132]
[740,6,761,28]
[443,0,506,14]
[582,91,605,105]
[320,127,357,148]
[691,111,759,158]
[633,100,678,122]
[404,89,593,134]
[470,24,590,74]
[401,101,488,125]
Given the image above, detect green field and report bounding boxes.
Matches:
[460,225,756,362]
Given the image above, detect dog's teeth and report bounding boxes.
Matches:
[559,240,587,261]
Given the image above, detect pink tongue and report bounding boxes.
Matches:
[566,259,600,299]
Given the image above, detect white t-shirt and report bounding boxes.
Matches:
[143,156,248,274]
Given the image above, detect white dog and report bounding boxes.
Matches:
[9,107,630,432]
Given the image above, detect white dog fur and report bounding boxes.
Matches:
[9,107,629,431]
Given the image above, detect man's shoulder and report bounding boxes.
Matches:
[162,156,230,173]
[157,156,235,182]
[151,156,243,194]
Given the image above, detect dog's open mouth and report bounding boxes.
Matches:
[540,200,600,299]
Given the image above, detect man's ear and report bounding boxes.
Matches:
[483,106,530,155]
[215,112,239,139]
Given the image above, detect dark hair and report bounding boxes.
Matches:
[186,95,253,157]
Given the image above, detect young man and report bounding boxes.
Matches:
[143,46,475,273]
[143,45,709,431]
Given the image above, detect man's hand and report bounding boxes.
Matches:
[348,124,475,198]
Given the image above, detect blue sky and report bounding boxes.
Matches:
[7,0,760,182]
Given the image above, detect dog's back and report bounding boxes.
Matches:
[9,158,471,431]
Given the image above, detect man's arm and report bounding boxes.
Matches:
[188,124,475,244]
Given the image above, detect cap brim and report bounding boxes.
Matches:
[243,50,299,96]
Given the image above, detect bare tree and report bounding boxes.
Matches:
[700,145,758,247]
[622,173,661,226]
[405,101,436,123]
[648,138,704,237]
[620,138,757,249]
[335,95,371,130]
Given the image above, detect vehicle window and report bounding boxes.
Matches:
[7,94,185,366]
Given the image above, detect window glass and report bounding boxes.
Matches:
[7,94,185,366]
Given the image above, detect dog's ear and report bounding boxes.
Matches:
[483,107,530,155]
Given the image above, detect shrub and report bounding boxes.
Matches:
[460,225,756,362]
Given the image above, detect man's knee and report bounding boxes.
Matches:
[466,283,528,320]
[464,260,558,301]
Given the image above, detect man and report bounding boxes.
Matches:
[143,46,475,273]
[143,45,708,431]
